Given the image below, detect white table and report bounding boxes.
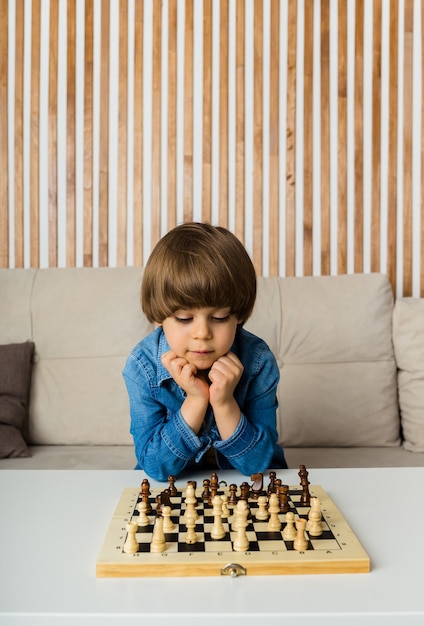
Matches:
[0,467,423,625]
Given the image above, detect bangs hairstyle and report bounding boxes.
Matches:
[141,223,257,324]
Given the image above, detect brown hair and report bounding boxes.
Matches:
[141,222,257,324]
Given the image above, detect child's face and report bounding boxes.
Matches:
[161,307,240,371]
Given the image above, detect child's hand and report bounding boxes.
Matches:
[161,351,210,403]
[208,351,244,407]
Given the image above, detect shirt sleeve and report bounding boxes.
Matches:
[123,353,204,481]
[212,342,281,475]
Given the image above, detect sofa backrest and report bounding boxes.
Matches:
[0,268,400,449]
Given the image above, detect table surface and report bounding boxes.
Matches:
[0,467,423,625]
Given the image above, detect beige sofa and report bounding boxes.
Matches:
[1,267,424,470]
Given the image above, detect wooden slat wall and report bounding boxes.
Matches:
[1,0,424,297]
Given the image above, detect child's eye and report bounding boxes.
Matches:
[211,315,230,323]
[174,316,192,324]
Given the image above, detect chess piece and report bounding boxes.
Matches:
[140,479,152,514]
[307,496,323,536]
[168,475,178,496]
[228,483,238,506]
[250,472,264,499]
[232,499,249,530]
[184,512,198,544]
[233,501,249,552]
[183,483,198,523]
[293,518,308,551]
[123,521,139,554]
[255,495,269,521]
[267,493,281,531]
[162,505,176,532]
[136,500,150,527]
[239,482,250,501]
[282,511,297,540]
[267,471,277,495]
[210,495,226,540]
[220,495,230,518]
[201,479,211,501]
[278,484,290,513]
[150,516,166,553]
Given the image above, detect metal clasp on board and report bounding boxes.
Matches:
[220,563,246,578]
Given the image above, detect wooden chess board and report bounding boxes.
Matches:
[96,478,370,577]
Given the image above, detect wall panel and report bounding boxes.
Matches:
[1,0,424,297]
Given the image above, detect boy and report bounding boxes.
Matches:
[123,222,287,481]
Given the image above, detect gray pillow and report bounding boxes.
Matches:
[0,342,35,458]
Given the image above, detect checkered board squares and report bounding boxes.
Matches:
[96,483,370,577]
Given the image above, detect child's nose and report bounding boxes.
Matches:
[193,318,212,338]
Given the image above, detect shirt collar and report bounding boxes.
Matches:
[156,328,173,384]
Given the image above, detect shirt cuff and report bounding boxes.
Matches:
[161,409,204,460]
[213,413,257,459]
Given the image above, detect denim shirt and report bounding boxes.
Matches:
[123,326,287,481]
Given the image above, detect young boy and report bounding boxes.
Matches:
[123,222,287,481]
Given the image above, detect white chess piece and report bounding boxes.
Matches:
[211,495,226,540]
[123,521,139,554]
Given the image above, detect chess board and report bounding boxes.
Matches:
[96,478,370,577]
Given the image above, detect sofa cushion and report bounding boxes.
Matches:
[248,274,401,448]
[393,298,424,452]
[0,342,34,458]
[29,267,154,445]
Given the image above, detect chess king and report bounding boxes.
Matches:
[123,222,287,481]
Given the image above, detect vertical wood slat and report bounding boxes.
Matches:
[117,0,128,266]
[99,1,110,266]
[354,0,364,273]
[268,0,280,276]
[387,0,399,296]
[337,0,348,275]
[303,0,313,276]
[219,0,229,228]
[49,0,59,267]
[253,0,263,275]
[133,0,143,264]
[403,0,414,296]
[167,0,177,231]
[320,0,330,275]
[14,0,25,268]
[371,0,382,274]
[286,0,297,277]
[30,0,40,267]
[83,0,93,267]
[67,0,76,267]
[0,0,8,268]
[202,0,212,224]
[235,0,245,243]
[151,0,161,247]
[183,0,193,222]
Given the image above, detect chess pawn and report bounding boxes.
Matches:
[293,518,308,552]
[150,516,166,553]
[123,521,139,554]
[307,496,323,537]
[255,495,269,521]
[162,505,176,532]
[267,493,281,531]
[210,496,226,540]
[282,511,297,540]
[136,501,151,527]
[184,512,198,544]
[220,495,230,518]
